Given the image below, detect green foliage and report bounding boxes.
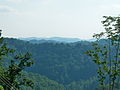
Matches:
[0,85,4,90]
[25,72,66,90]
[66,76,97,90]
[3,52,34,89]
[86,16,120,90]
[0,32,34,90]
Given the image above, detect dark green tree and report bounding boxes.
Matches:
[86,16,120,90]
[0,30,34,90]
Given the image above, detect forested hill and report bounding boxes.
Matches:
[4,38,98,90]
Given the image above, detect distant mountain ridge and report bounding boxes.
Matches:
[19,37,95,43]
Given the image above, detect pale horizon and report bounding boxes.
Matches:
[3,35,95,40]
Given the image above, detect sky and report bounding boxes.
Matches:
[0,0,120,39]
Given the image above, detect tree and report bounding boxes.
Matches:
[0,85,4,90]
[0,30,34,90]
[86,16,120,90]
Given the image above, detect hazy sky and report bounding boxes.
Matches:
[0,0,120,39]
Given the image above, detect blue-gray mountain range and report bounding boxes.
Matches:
[19,37,95,43]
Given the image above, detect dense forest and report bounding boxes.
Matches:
[3,37,120,90]
[1,36,120,89]
[3,38,98,90]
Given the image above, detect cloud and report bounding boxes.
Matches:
[0,5,36,16]
[0,5,19,15]
[0,5,15,12]
[7,0,26,3]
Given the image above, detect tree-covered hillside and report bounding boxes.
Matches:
[21,72,66,90]
[4,38,98,90]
